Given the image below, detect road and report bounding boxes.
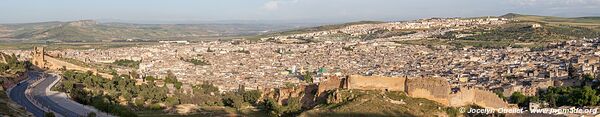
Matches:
[8,72,46,117]
[9,71,112,117]
[31,72,82,117]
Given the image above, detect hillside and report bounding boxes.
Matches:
[502,13,600,29]
[268,21,384,36]
[0,88,32,117]
[0,52,31,117]
[0,20,299,42]
[300,90,455,117]
[260,13,600,48]
[249,21,385,40]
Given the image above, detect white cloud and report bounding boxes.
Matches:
[262,0,301,11]
[263,1,280,10]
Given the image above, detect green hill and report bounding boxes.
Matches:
[249,21,385,40]
[501,13,600,28]
[412,13,600,48]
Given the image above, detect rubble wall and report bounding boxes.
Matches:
[448,88,510,108]
[276,85,306,104]
[269,75,512,109]
[472,89,511,108]
[31,47,112,78]
[406,78,450,105]
[347,75,406,91]
[448,89,475,107]
[44,56,94,72]
[317,76,342,97]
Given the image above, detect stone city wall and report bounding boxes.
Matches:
[472,89,512,108]
[346,75,406,92]
[340,75,511,109]
[405,77,451,105]
[448,88,511,108]
[31,47,113,79]
[317,76,342,97]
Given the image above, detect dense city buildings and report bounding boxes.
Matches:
[2,16,600,116]
[1,18,597,95]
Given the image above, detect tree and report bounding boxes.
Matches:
[303,71,314,83]
[243,90,262,104]
[283,97,302,114]
[569,86,600,106]
[113,59,141,68]
[63,81,74,93]
[263,98,282,115]
[510,92,528,107]
[0,63,9,73]
[529,96,540,103]
[134,97,145,106]
[144,76,155,83]
[584,74,595,81]
[223,93,245,109]
[164,70,182,89]
[165,97,180,106]
[44,112,55,117]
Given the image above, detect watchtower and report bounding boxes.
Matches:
[32,47,46,68]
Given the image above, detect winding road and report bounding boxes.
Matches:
[8,72,46,117]
[8,71,112,117]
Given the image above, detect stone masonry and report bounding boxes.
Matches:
[314,75,512,109]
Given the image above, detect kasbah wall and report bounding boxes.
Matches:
[319,75,511,109]
[32,47,113,79]
[346,75,406,92]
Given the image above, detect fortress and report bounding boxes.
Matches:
[31,47,113,79]
[271,75,512,110]
[343,75,511,109]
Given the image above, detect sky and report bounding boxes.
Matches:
[1,0,600,24]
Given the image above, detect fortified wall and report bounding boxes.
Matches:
[314,75,512,109]
[406,77,451,105]
[346,75,406,92]
[31,47,113,79]
[262,84,318,108]
[448,88,511,108]
[316,76,343,97]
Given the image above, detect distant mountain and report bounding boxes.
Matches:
[257,13,600,47]
[577,17,600,20]
[499,13,524,18]
[501,13,600,25]
[0,20,304,42]
[250,21,385,40]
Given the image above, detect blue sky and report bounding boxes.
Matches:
[1,0,600,24]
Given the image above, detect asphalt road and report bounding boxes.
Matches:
[30,73,81,117]
[9,71,83,117]
[8,72,45,117]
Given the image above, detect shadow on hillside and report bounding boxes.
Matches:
[301,110,417,117]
